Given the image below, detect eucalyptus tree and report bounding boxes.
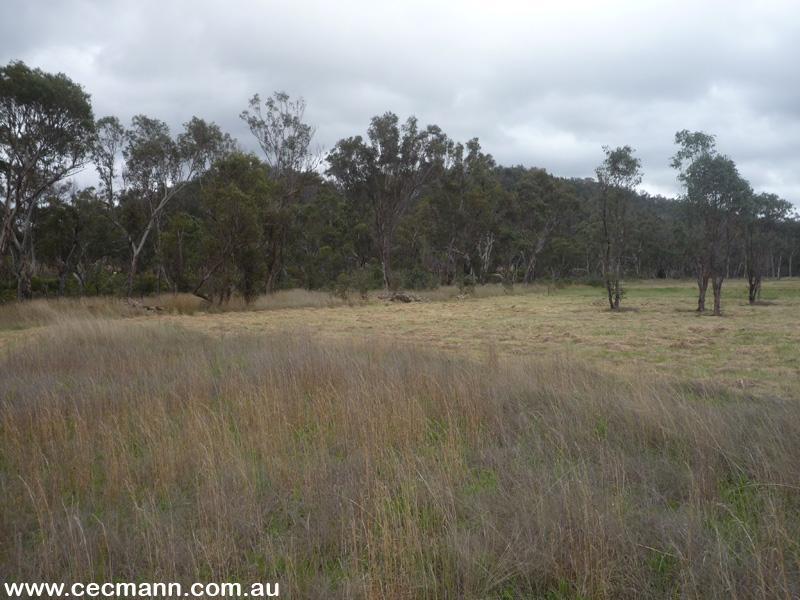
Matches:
[512,168,576,284]
[742,192,792,304]
[414,138,500,285]
[240,92,318,291]
[679,151,751,315]
[0,61,94,298]
[783,218,800,278]
[194,152,273,303]
[36,184,82,295]
[93,114,233,295]
[671,130,721,312]
[327,112,449,290]
[595,145,642,310]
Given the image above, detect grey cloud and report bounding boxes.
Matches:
[1,0,798,206]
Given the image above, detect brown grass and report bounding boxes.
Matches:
[0,296,139,330]
[2,315,799,598]
[0,289,358,330]
[133,278,800,399]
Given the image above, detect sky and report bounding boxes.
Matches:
[2,0,799,205]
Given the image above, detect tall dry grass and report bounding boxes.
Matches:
[0,283,558,330]
[0,290,356,330]
[1,319,799,598]
[0,297,140,329]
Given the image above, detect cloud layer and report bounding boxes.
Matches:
[2,0,799,204]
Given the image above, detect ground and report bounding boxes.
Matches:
[2,278,799,598]
[1,278,798,396]
[145,278,800,399]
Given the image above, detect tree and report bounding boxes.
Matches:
[36,184,82,295]
[671,130,720,312]
[287,178,372,290]
[780,217,800,278]
[327,113,449,290]
[93,114,233,296]
[413,138,500,286]
[595,145,642,310]
[510,168,576,284]
[742,192,792,304]
[92,116,125,205]
[0,61,94,298]
[676,146,751,315]
[194,153,273,303]
[240,92,318,292]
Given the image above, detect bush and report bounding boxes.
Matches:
[330,269,373,301]
[397,267,439,291]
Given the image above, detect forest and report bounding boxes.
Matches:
[1,60,799,313]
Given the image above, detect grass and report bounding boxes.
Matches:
[1,279,799,597]
[0,289,355,328]
[128,278,799,398]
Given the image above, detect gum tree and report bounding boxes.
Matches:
[93,115,233,295]
[671,130,719,312]
[0,61,94,298]
[240,92,318,292]
[680,151,751,315]
[327,113,449,290]
[595,145,642,310]
[742,192,792,304]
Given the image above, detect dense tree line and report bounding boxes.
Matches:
[2,61,799,312]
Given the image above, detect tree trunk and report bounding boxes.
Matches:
[696,268,709,312]
[747,274,761,305]
[380,237,392,291]
[524,254,537,284]
[127,251,140,297]
[58,270,68,296]
[711,275,724,316]
[73,271,85,295]
[265,267,278,294]
[264,227,285,294]
[605,260,621,310]
[16,255,33,300]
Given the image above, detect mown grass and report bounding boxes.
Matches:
[1,315,799,598]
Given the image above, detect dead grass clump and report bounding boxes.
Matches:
[1,323,799,598]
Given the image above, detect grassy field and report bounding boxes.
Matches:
[1,279,799,598]
[152,278,798,398]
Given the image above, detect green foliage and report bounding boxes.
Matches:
[596,145,642,309]
[197,153,274,303]
[330,268,374,301]
[0,61,95,298]
[2,62,799,302]
[327,111,450,289]
[0,61,95,162]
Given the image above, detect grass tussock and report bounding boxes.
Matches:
[1,320,799,598]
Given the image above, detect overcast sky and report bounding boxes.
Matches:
[2,0,799,205]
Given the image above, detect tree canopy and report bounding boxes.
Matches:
[1,60,798,309]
